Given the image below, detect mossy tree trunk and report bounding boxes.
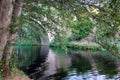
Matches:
[0,0,14,61]
[0,0,23,77]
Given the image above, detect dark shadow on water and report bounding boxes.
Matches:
[15,45,49,79]
[27,46,49,79]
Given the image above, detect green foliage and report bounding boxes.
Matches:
[49,37,70,51]
[49,37,102,51]
[15,23,42,45]
[95,23,116,40]
[67,42,101,51]
[70,18,93,40]
[0,53,17,77]
[51,47,69,55]
[95,22,119,57]
[0,60,4,76]
[17,0,120,56]
[88,0,120,57]
[8,16,21,33]
[9,53,17,72]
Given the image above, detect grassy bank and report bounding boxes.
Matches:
[67,41,102,51]
[49,41,103,51]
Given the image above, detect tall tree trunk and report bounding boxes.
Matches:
[0,0,23,77]
[0,0,14,60]
[2,0,23,77]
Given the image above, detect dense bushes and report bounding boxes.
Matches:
[49,37,70,50]
[70,18,93,40]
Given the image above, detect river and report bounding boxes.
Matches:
[14,45,120,80]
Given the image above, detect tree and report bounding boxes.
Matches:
[0,0,24,76]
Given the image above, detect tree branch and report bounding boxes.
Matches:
[29,17,46,33]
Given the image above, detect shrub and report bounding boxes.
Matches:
[70,18,93,40]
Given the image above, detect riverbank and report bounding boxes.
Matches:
[50,41,102,51]
[0,69,32,80]
[68,41,101,51]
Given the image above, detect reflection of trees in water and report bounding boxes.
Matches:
[41,49,71,80]
[93,53,117,77]
[67,52,119,80]
[81,52,119,77]
[15,46,49,79]
[28,46,49,79]
[44,52,96,80]
[115,59,120,79]
[16,46,120,80]
[70,53,91,73]
[44,51,120,80]
[15,46,39,69]
[80,53,98,76]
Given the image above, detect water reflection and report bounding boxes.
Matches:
[15,46,120,80]
[62,52,119,80]
[28,46,49,79]
[14,46,49,79]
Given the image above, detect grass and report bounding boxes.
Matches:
[67,41,102,51]
[50,41,102,51]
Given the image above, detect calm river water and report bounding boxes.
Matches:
[14,46,120,80]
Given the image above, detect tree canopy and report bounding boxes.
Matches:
[20,0,120,56]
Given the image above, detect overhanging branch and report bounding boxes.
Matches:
[29,17,46,33]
